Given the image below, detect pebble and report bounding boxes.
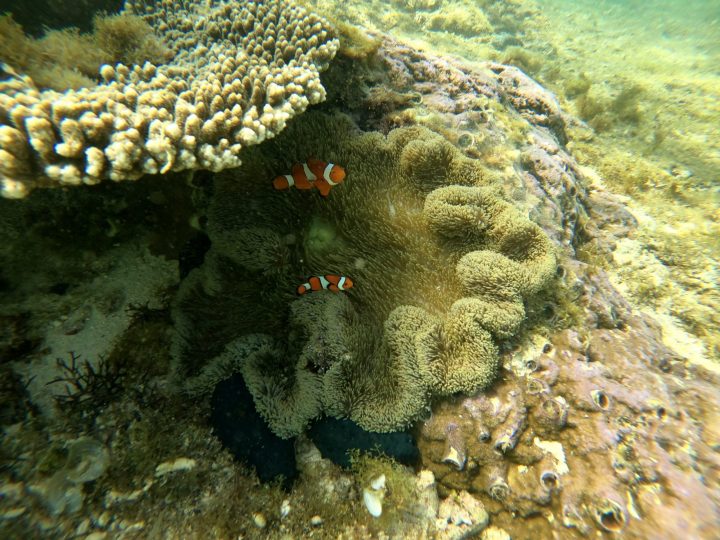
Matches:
[280,499,291,518]
[154,458,196,477]
[481,525,511,540]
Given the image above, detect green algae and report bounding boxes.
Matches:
[0,12,170,91]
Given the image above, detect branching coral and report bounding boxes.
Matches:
[172,111,555,437]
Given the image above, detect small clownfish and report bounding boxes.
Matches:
[297,274,354,295]
[272,159,346,197]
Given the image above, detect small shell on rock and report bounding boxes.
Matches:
[526,376,549,395]
[252,512,266,528]
[154,457,196,477]
[363,488,383,517]
[591,389,611,410]
[442,445,466,471]
[488,477,510,501]
[562,501,591,535]
[592,498,627,532]
[370,474,386,491]
[494,429,520,453]
[363,474,387,518]
[280,499,291,518]
[310,515,323,526]
[540,470,560,491]
[539,396,569,429]
[481,525,511,540]
[65,437,110,484]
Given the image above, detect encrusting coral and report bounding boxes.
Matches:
[0,0,339,198]
[172,111,556,438]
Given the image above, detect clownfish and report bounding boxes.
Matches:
[272,159,346,197]
[297,274,354,295]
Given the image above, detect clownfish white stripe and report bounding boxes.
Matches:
[303,163,317,182]
[272,160,346,197]
[323,162,338,185]
[297,274,354,295]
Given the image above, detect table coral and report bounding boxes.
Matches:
[0,0,338,198]
[172,110,556,438]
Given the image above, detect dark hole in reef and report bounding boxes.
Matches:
[309,417,420,469]
[555,265,566,278]
[542,303,556,319]
[542,343,553,354]
[540,471,558,489]
[0,0,124,36]
[525,359,538,372]
[210,373,298,489]
[457,132,474,148]
[211,375,421,487]
[592,391,610,410]
[49,282,71,295]
[600,508,625,531]
[656,357,672,373]
[657,407,667,420]
[178,231,211,279]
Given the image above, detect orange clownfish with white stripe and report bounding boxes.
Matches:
[297,274,354,295]
[272,159,346,197]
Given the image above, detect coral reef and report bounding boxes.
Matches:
[172,110,556,438]
[0,0,339,198]
[420,310,720,538]
[1,4,718,539]
[415,2,494,37]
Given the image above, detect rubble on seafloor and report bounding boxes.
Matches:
[0,7,718,540]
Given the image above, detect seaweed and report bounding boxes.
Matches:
[47,352,126,411]
[0,11,170,92]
